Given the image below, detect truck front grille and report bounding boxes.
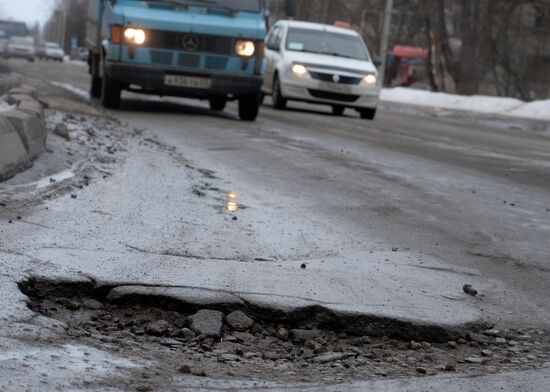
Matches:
[147,30,233,55]
[205,56,228,70]
[150,50,173,65]
[178,53,201,68]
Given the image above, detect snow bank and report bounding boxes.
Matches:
[380,87,550,122]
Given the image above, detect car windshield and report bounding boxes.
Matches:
[145,0,261,12]
[11,37,33,46]
[286,28,370,61]
[46,43,60,49]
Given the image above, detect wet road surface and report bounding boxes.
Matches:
[1,59,550,390]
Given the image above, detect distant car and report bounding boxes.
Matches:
[262,21,380,119]
[4,36,35,61]
[37,42,64,61]
[75,47,89,62]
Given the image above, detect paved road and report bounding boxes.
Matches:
[1,59,549,390]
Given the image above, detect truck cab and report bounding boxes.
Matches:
[86,0,266,121]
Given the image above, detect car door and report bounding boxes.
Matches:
[263,25,283,94]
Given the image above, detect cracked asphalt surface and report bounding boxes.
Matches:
[0,59,549,391]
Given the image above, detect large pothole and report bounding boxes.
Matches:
[19,277,550,383]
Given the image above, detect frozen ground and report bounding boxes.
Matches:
[381,88,550,122]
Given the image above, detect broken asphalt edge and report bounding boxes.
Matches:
[0,84,47,182]
[18,274,488,343]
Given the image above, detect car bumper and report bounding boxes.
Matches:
[6,51,34,60]
[280,74,380,109]
[106,62,263,98]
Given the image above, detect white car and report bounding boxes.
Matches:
[262,21,380,119]
[40,42,65,61]
[4,36,35,62]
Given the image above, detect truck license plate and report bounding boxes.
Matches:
[164,75,212,89]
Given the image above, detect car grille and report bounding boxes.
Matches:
[146,30,233,55]
[309,71,362,85]
[308,89,360,103]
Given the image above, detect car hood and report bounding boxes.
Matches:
[114,1,265,40]
[46,49,63,55]
[283,50,377,75]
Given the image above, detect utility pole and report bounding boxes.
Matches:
[379,0,394,87]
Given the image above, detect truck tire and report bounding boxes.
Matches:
[90,55,102,98]
[209,97,227,111]
[359,108,377,120]
[101,64,121,109]
[272,75,287,110]
[238,93,261,121]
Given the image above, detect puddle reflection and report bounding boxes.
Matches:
[226,192,239,212]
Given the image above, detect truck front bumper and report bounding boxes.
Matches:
[106,62,262,98]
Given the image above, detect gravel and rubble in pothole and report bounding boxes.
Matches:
[20,283,550,383]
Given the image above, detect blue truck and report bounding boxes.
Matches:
[86,0,266,121]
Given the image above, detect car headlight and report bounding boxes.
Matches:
[292,64,309,77]
[236,40,255,57]
[363,74,377,85]
[124,28,146,45]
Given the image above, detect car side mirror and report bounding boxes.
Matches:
[267,42,280,51]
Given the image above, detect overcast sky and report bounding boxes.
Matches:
[0,0,55,26]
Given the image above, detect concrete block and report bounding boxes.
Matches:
[3,110,46,157]
[0,116,16,135]
[8,85,36,95]
[7,94,42,117]
[0,131,30,181]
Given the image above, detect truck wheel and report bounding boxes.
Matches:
[272,75,287,110]
[359,108,377,120]
[90,55,102,98]
[238,93,261,121]
[209,98,227,111]
[332,105,345,116]
[101,69,121,109]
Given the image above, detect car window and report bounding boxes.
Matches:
[286,28,370,61]
[46,43,60,49]
[267,26,281,49]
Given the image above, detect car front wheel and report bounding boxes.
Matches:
[332,105,345,116]
[272,75,287,110]
[359,108,377,120]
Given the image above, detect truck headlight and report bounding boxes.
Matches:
[292,64,309,77]
[124,28,146,45]
[363,74,377,85]
[236,40,255,57]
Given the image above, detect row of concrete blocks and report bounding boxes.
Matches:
[0,85,47,181]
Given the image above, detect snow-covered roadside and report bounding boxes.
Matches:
[51,81,90,100]
[381,87,550,122]
[0,99,15,114]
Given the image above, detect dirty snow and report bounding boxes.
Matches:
[381,88,550,122]
[0,99,15,114]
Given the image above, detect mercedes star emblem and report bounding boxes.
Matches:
[182,34,200,51]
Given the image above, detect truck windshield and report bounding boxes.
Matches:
[286,28,370,61]
[147,0,261,12]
